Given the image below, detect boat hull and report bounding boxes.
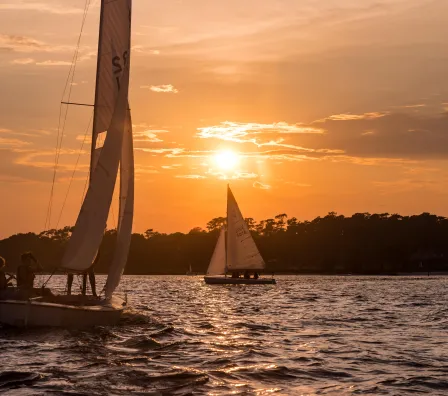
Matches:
[204,276,276,285]
[0,295,125,328]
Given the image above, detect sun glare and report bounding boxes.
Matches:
[214,150,240,171]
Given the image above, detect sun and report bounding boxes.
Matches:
[214,150,240,171]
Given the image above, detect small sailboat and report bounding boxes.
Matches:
[204,186,276,285]
[0,0,134,327]
[186,263,195,276]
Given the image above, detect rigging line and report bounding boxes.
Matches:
[55,111,94,229]
[80,166,90,207]
[46,0,91,229]
[45,2,90,231]
[44,0,92,231]
[46,4,89,230]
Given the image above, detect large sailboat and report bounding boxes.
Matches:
[204,186,276,285]
[0,0,134,327]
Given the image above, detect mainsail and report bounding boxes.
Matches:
[206,228,226,275]
[61,0,133,273]
[92,0,133,158]
[226,186,265,271]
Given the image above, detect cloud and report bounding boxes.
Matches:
[132,45,160,55]
[141,84,179,93]
[10,58,35,65]
[320,112,388,121]
[36,60,72,66]
[14,149,88,170]
[0,34,44,52]
[309,112,448,160]
[0,2,83,15]
[0,138,31,148]
[253,181,271,190]
[133,129,169,144]
[0,128,51,138]
[196,121,326,154]
[0,34,73,54]
[135,165,159,175]
[198,121,323,142]
[176,174,207,179]
[138,148,184,156]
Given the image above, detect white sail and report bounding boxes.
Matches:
[226,186,265,271]
[105,108,134,299]
[206,228,226,275]
[61,0,132,272]
[93,0,132,150]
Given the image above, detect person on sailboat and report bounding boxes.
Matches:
[17,252,42,290]
[0,257,13,290]
[67,252,98,297]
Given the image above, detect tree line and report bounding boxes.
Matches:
[1,212,448,275]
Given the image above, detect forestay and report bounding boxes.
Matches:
[226,186,265,271]
[206,228,226,275]
[61,0,132,272]
[105,109,134,298]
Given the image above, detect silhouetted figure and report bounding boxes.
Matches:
[68,252,99,297]
[253,272,259,280]
[244,270,250,279]
[17,252,41,290]
[0,256,9,290]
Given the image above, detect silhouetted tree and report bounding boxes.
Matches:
[1,212,448,275]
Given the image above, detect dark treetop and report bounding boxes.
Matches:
[1,212,448,275]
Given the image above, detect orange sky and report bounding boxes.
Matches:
[1,0,448,239]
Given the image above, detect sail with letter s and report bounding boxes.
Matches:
[61,0,132,273]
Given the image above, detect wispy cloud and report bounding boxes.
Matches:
[0,137,31,148]
[253,181,271,190]
[0,34,44,52]
[198,121,322,142]
[10,58,35,65]
[14,149,88,170]
[132,45,160,55]
[0,34,73,53]
[141,84,179,93]
[138,148,184,156]
[176,174,206,179]
[134,129,169,144]
[0,2,83,15]
[320,112,388,121]
[197,121,326,154]
[36,60,72,66]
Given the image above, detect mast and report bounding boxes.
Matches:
[225,184,229,275]
[89,0,105,182]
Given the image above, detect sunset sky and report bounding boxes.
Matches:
[1,0,448,238]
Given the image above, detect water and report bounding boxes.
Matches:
[1,275,447,395]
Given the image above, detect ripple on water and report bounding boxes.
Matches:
[0,275,447,395]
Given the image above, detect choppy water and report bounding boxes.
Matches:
[1,275,447,395]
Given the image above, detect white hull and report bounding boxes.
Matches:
[204,276,276,285]
[0,295,125,328]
